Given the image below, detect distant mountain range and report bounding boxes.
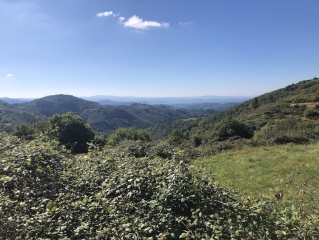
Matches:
[0,95,251,106]
[82,95,252,105]
[0,98,35,104]
[0,94,237,135]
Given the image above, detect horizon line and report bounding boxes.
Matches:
[0,94,256,99]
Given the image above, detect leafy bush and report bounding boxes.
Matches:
[13,123,35,140]
[275,117,297,131]
[304,108,319,119]
[167,129,188,145]
[0,135,318,239]
[13,121,51,140]
[271,133,311,145]
[107,127,151,146]
[212,118,253,141]
[0,135,70,239]
[189,135,202,147]
[92,134,108,148]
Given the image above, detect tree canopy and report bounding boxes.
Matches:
[48,112,95,153]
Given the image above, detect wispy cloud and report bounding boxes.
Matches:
[179,21,193,26]
[118,17,125,23]
[6,74,13,77]
[121,15,169,30]
[96,11,118,18]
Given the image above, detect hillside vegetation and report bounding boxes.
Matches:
[0,95,223,136]
[195,77,319,138]
[2,78,319,238]
[1,133,318,239]
[165,78,319,155]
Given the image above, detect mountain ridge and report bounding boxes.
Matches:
[0,94,232,135]
[0,95,251,105]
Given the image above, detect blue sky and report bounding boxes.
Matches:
[1,0,318,98]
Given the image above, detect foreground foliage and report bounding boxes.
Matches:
[0,133,318,239]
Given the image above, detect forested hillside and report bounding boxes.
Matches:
[195,77,319,134]
[0,101,41,133]
[168,78,319,154]
[0,95,221,135]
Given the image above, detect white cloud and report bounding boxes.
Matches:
[179,21,193,26]
[118,17,125,23]
[96,11,118,18]
[6,74,13,77]
[121,15,169,30]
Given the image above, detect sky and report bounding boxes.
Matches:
[0,0,318,98]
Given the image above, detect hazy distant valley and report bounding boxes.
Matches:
[0,95,250,105]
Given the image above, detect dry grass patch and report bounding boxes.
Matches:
[291,102,319,108]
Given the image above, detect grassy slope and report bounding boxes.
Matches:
[193,143,319,212]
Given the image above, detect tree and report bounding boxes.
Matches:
[251,97,259,109]
[48,112,95,153]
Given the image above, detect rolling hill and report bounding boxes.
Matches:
[178,77,319,150]
[0,98,34,104]
[0,94,229,135]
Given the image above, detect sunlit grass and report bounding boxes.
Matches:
[193,143,319,212]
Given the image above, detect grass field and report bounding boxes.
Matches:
[193,143,319,212]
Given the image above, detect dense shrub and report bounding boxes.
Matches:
[189,135,202,147]
[212,118,253,141]
[13,123,35,140]
[92,134,108,148]
[107,127,151,146]
[167,129,188,145]
[0,135,71,239]
[272,133,310,145]
[275,118,297,131]
[304,108,319,119]
[1,135,318,239]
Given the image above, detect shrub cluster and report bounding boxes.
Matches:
[107,127,151,146]
[0,133,318,239]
